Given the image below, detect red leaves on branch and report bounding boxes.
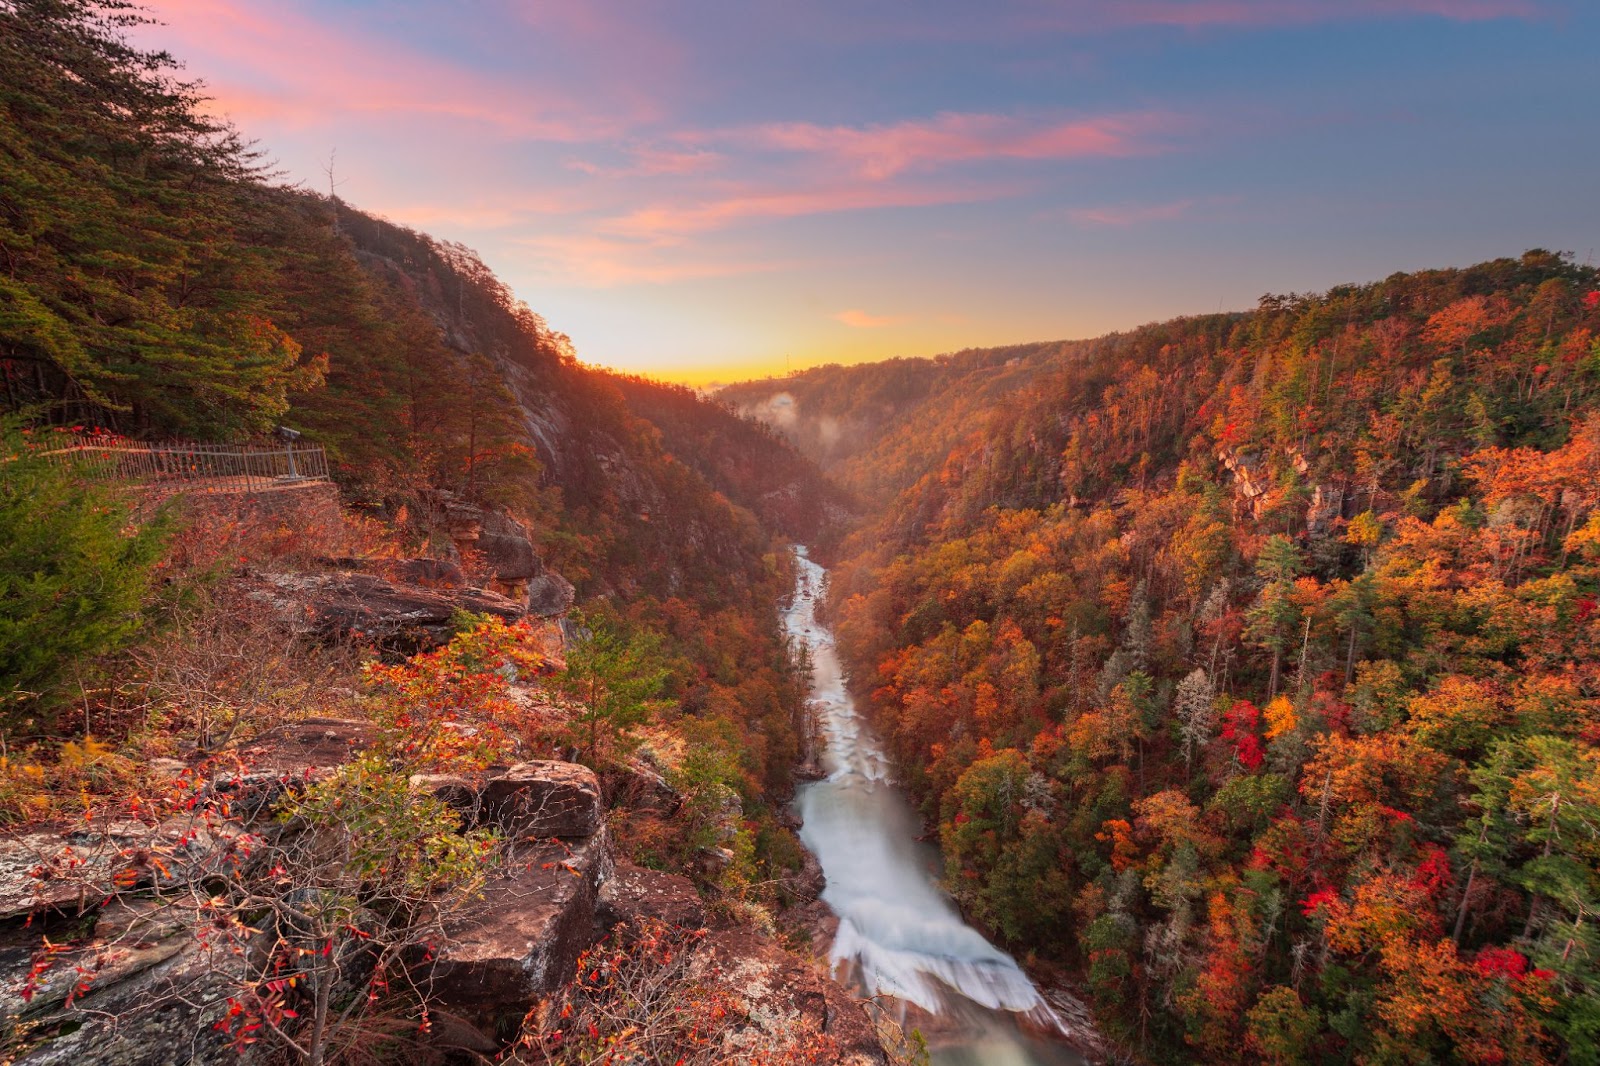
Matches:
[1221,701,1264,770]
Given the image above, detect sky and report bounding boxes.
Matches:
[136,0,1600,385]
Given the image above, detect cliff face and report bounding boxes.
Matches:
[333,207,784,606]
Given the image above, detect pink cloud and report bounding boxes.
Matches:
[140,0,627,140]
[566,145,725,178]
[1116,0,1537,27]
[604,180,1024,237]
[513,233,787,287]
[833,309,908,329]
[727,111,1172,180]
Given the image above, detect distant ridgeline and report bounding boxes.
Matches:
[725,253,1600,1063]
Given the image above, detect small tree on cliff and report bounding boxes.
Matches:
[556,608,670,765]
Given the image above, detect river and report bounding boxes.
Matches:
[784,548,1089,1066]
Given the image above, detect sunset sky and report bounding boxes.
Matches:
[137,1,1600,384]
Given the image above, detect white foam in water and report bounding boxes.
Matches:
[785,548,1067,1041]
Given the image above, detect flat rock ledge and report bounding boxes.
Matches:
[248,570,527,654]
[426,830,614,1034]
[597,859,708,931]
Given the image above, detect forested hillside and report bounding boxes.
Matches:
[610,373,854,548]
[797,253,1600,1063]
[0,0,798,608]
[0,0,828,958]
[718,342,1066,501]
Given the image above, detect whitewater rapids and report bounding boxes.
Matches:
[786,548,1083,1064]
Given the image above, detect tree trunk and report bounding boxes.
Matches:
[1452,859,1478,945]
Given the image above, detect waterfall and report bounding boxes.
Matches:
[785,548,1087,1065]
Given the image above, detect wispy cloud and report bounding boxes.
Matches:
[833,309,908,328]
[143,0,632,140]
[718,111,1173,180]
[514,233,789,287]
[603,179,1024,237]
[566,145,725,178]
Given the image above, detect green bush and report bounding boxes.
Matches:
[0,423,169,723]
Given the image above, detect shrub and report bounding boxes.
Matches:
[0,422,170,724]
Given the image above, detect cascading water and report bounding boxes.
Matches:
[785,548,1087,1065]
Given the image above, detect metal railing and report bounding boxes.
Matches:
[38,434,330,494]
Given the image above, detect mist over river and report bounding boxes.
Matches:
[785,548,1088,1066]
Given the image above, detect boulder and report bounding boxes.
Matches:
[597,861,707,931]
[475,761,602,840]
[426,830,613,1028]
[477,510,542,583]
[525,571,575,617]
[695,927,887,1065]
[248,571,525,654]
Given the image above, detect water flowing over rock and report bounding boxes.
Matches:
[787,547,1100,1064]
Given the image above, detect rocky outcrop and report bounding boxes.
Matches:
[695,927,887,1065]
[593,864,882,1063]
[477,509,542,585]
[212,716,376,818]
[4,900,245,1066]
[426,831,613,1030]
[475,761,603,839]
[1306,483,1346,539]
[1217,446,1272,517]
[597,860,708,931]
[0,816,255,922]
[1039,982,1111,1064]
[247,570,526,654]
[0,755,615,1063]
[525,571,576,617]
[420,761,606,840]
[0,745,887,1066]
[424,491,572,615]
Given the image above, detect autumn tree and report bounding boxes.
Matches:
[556,608,671,765]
